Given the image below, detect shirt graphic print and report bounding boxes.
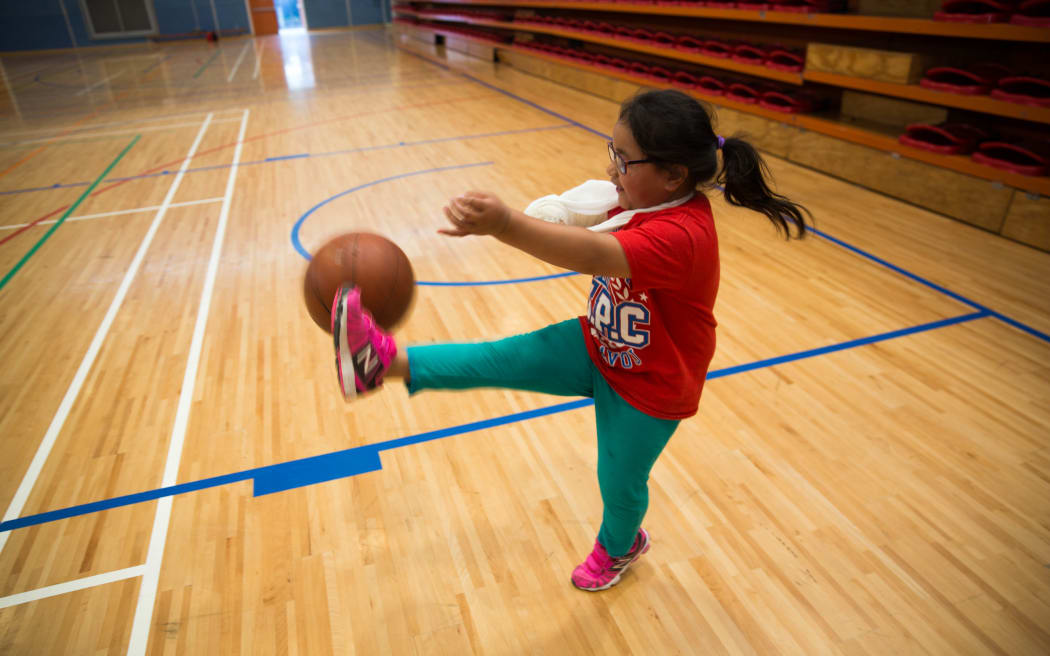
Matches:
[587,275,651,370]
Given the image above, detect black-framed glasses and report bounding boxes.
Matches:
[608,141,656,175]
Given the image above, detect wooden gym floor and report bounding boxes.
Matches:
[0,27,1048,655]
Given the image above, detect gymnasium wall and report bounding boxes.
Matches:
[0,0,251,52]
[0,0,80,51]
[303,0,387,29]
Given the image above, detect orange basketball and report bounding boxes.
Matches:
[303,232,415,333]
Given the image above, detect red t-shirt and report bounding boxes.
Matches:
[578,194,719,419]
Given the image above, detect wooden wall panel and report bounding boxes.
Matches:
[498,50,642,103]
[806,42,927,85]
[714,107,801,159]
[444,36,496,62]
[840,90,948,129]
[854,0,942,18]
[1001,192,1050,251]
[787,130,1014,231]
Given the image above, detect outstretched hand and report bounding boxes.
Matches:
[439,191,512,237]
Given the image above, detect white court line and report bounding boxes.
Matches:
[75,69,128,96]
[0,113,215,560]
[252,42,264,80]
[127,107,249,656]
[0,60,23,122]
[0,566,145,610]
[227,41,251,83]
[0,108,242,141]
[0,197,224,231]
[0,117,242,147]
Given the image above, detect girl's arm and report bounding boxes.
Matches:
[441,191,631,278]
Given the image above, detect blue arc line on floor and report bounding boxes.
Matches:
[286,152,581,286]
[289,162,493,260]
[0,310,989,534]
[417,272,579,286]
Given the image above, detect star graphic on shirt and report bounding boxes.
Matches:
[639,293,648,302]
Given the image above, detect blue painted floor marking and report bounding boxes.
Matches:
[399,49,612,141]
[253,447,384,496]
[265,153,310,162]
[806,225,1050,344]
[708,311,990,379]
[0,125,570,196]
[0,311,989,534]
[289,162,493,259]
[417,272,579,286]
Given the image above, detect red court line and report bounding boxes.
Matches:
[0,92,494,248]
[0,63,167,181]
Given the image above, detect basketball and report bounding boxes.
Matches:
[303,232,415,333]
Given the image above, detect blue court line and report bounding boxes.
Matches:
[0,182,85,194]
[290,162,494,259]
[8,63,80,84]
[265,153,309,162]
[281,124,569,165]
[0,311,988,534]
[141,55,172,74]
[33,76,77,91]
[708,310,991,379]
[0,135,141,292]
[399,49,611,141]
[806,225,1050,344]
[417,272,579,286]
[0,125,571,196]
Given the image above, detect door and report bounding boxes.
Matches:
[248,0,279,35]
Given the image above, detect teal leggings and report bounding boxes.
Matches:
[406,319,679,557]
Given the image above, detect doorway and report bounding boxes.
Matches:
[275,0,305,32]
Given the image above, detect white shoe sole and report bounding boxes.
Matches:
[334,286,357,401]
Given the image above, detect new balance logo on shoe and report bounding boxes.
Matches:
[355,343,380,386]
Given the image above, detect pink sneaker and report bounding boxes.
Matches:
[571,528,650,591]
[331,285,397,400]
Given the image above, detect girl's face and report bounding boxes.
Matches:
[607,121,684,210]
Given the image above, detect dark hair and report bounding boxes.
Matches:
[619,89,809,238]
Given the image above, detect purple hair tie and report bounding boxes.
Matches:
[716,135,725,150]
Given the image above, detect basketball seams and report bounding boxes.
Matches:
[350,233,359,292]
[311,272,332,315]
[377,240,399,329]
[303,232,414,334]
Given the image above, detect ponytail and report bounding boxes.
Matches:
[618,90,810,239]
[717,136,809,239]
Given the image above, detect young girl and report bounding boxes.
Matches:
[331,89,809,591]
